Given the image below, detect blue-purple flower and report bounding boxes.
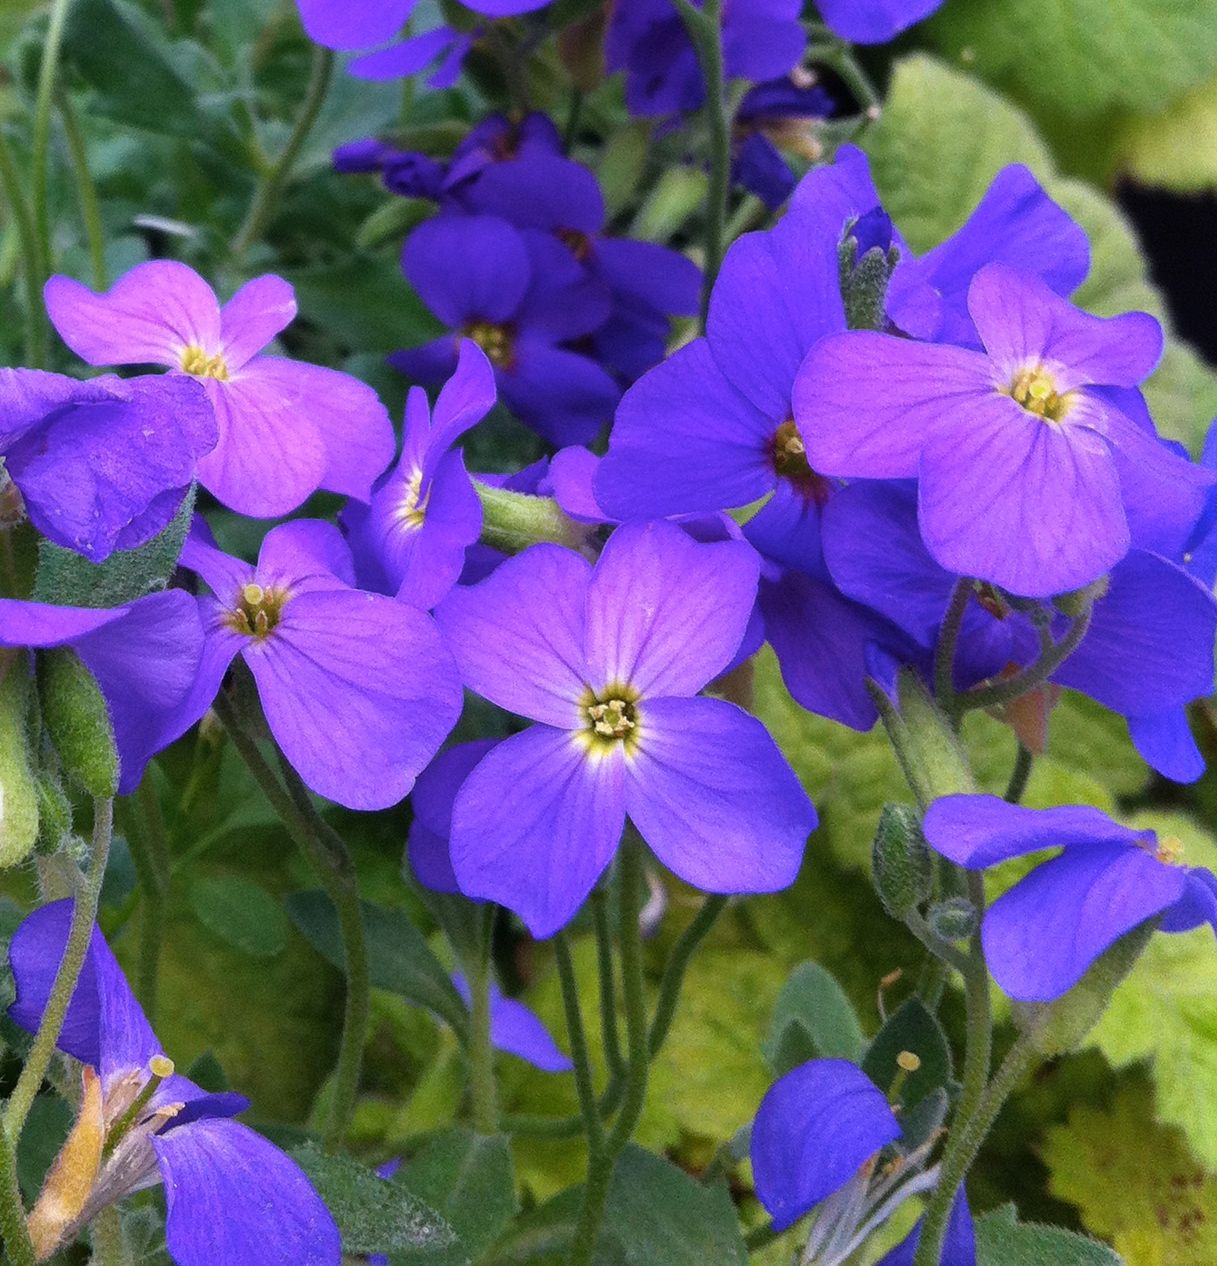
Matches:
[923,796,1217,1000]
[344,340,494,609]
[9,900,339,1266]
[434,519,815,936]
[0,368,214,561]
[45,263,394,519]
[451,973,573,1072]
[0,590,203,793]
[797,262,1209,596]
[162,519,462,810]
[815,0,945,44]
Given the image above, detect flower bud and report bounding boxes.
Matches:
[0,650,39,867]
[838,210,899,332]
[872,803,932,919]
[927,896,979,942]
[35,769,73,855]
[38,648,118,799]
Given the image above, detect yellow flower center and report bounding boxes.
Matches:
[578,686,641,756]
[396,468,428,530]
[180,344,230,380]
[464,321,515,369]
[1006,366,1071,423]
[1154,834,1185,867]
[224,582,289,640]
[771,419,832,506]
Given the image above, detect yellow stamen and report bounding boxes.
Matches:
[1005,365,1071,423]
[224,581,289,640]
[464,321,515,369]
[180,344,230,380]
[577,685,641,756]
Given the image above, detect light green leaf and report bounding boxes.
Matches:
[1120,71,1217,192]
[763,961,866,1074]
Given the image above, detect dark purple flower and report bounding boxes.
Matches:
[393,213,619,445]
[344,340,494,609]
[451,973,573,1071]
[606,0,805,118]
[162,519,462,810]
[924,796,1217,1000]
[815,0,944,44]
[0,590,203,793]
[45,263,394,519]
[796,262,1208,596]
[732,77,834,210]
[0,369,214,561]
[434,519,815,936]
[9,900,338,1266]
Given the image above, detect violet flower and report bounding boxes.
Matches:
[344,339,494,609]
[393,213,618,445]
[0,368,214,562]
[814,0,945,44]
[0,590,203,793]
[162,519,462,810]
[923,796,1217,1000]
[407,739,498,894]
[44,263,394,519]
[435,519,815,936]
[451,973,573,1072]
[796,262,1210,597]
[8,900,339,1266]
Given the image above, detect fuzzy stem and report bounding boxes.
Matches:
[1004,744,1034,805]
[591,887,624,1078]
[933,579,972,711]
[56,89,106,289]
[5,798,113,1142]
[473,480,588,556]
[556,929,605,1154]
[32,0,74,275]
[89,1207,130,1266]
[0,1120,35,1266]
[957,607,1093,714]
[648,893,727,1057]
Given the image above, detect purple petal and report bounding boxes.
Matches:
[497,340,621,445]
[624,696,813,894]
[152,607,245,754]
[390,337,461,387]
[923,795,1144,869]
[402,215,530,328]
[515,231,612,342]
[815,0,943,42]
[451,973,573,1070]
[407,740,497,893]
[180,519,255,598]
[459,154,605,234]
[296,0,415,49]
[196,367,328,518]
[429,339,498,457]
[464,0,551,13]
[0,599,120,648]
[742,477,832,574]
[787,146,897,255]
[435,544,590,727]
[1160,868,1217,933]
[45,263,221,369]
[0,368,125,450]
[248,590,461,809]
[350,27,460,80]
[585,520,760,697]
[450,725,626,938]
[395,453,483,610]
[917,394,1128,597]
[257,519,357,590]
[967,263,1163,389]
[548,447,611,524]
[1128,709,1206,784]
[983,843,1187,1000]
[795,333,991,478]
[594,238,700,318]
[707,212,845,421]
[220,275,297,370]
[878,1187,975,1266]
[751,1058,901,1232]
[596,339,776,519]
[153,1117,340,1266]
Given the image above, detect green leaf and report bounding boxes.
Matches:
[292,1142,461,1259]
[1120,71,1217,192]
[927,0,1217,119]
[287,891,469,1038]
[396,1129,517,1263]
[1042,1084,1217,1263]
[0,659,39,868]
[1084,815,1217,1168]
[862,997,953,1110]
[32,488,195,608]
[975,1203,1121,1266]
[762,961,866,1075]
[188,876,289,959]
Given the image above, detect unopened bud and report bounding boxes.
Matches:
[34,770,72,855]
[872,803,932,919]
[927,896,979,942]
[0,651,39,867]
[1054,575,1109,619]
[38,649,118,799]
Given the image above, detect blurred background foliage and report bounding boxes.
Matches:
[0,0,1215,1261]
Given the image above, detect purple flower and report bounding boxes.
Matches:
[732,77,834,211]
[44,263,394,519]
[796,262,1208,596]
[606,0,805,118]
[344,340,494,609]
[8,900,338,1266]
[815,0,944,44]
[451,973,573,1071]
[0,590,203,793]
[163,519,462,810]
[0,368,214,561]
[434,519,815,936]
[407,739,498,894]
[877,1188,975,1266]
[393,214,619,445]
[924,796,1217,1000]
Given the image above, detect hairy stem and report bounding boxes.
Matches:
[957,607,1093,714]
[648,894,727,1057]
[933,579,972,711]
[56,89,106,289]
[556,930,606,1154]
[32,0,74,275]
[0,1119,35,1266]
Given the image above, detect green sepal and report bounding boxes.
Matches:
[887,669,977,806]
[839,229,900,331]
[927,895,979,942]
[37,648,119,799]
[871,802,933,919]
[0,652,40,867]
[1015,919,1156,1056]
[34,769,72,855]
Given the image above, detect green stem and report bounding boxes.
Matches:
[648,893,726,1057]
[957,607,1093,714]
[555,930,605,1154]
[213,694,368,1147]
[568,838,650,1266]
[591,888,624,1078]
[744,1220,779,1253]
[232,47,334,257]
[466,929,499,1134]
[56,89,106,289]
[1004,744,1034,805]
[473,480,588,556]
[0,126,48,365]
[0,1120,35,1266]
[128,775,171,1023]
[5,798,113,1142]
[807,40,881,113]
[933,579,972,711]
[912,1029,1039,1266]
[672,0,730,327]
[32,0,73,276]
[903,909,969,975]
[90,1207,129,1266]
